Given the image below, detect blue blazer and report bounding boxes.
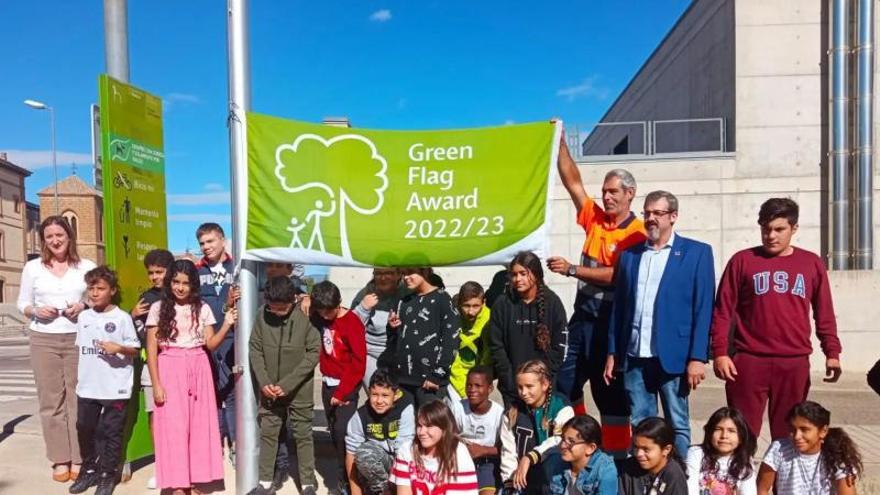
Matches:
[608,234,715,375]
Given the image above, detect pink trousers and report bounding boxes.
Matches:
[153,346,224,489]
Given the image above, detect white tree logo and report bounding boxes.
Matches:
[274,133,389,260]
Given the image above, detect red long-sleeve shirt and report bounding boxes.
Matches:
[710,247,841,359]
[318,310,367,400]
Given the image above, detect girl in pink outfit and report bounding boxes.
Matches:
[145,259,237,493]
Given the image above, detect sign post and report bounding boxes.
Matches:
[98,73,168,460]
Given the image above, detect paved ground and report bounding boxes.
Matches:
[2,335,880,494]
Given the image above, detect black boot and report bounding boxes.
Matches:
[94,472,117,495]
[68,470,98,494]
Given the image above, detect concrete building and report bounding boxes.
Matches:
[0,153,33,304]
[327,0,880,373]
[37,175,105,265]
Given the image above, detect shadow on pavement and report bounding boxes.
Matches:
[0,414,31,444]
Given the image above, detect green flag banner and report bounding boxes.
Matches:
[98,74,168,461]
[245,113,560,267]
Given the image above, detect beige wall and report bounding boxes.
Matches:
[0,167,28,304]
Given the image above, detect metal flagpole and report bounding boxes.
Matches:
[103,0,130,82]
[226,0,259,491]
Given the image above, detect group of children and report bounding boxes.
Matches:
[245,251,865,495]
[62,243,865,495]
[63,249,236,495]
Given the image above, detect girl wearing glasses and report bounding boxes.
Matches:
[549,416,618,495]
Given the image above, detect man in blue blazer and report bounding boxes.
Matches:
[603,190,715,456]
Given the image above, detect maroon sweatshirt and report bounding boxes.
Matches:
[318,310,367,401]
[710,246,841,359]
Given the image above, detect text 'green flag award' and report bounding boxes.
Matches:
[245,113,560,267]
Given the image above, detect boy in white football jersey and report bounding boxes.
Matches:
[69,266,139,495]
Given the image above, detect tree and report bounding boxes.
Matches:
[275,133,388,260]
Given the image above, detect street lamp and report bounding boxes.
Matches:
[24,99,59,214]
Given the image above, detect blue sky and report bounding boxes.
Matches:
[0,1,690,256]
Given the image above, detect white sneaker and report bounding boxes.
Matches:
[147,476,157,490]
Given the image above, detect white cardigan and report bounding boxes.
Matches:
[17,257,96,334]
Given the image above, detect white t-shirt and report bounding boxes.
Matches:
[762,439,847,495]
[17,258,97,334]
[75,307,140,400]
[686,445,756,495]
[448,397,503,448]
[390,442,479,495]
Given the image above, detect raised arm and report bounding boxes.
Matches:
[556,130,589,211]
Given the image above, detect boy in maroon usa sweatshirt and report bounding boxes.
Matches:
[710,198,842,440]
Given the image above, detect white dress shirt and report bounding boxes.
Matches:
[628,232,675,358]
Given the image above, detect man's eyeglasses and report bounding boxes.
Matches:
[641,210,674,218]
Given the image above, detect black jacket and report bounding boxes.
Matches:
[378,288,460,387]
[487,287,567,400]
[618,457,688,495]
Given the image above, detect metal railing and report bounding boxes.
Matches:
[575,117,727,159]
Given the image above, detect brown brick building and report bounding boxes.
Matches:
[37,175,105,265]
[0,153,33,304]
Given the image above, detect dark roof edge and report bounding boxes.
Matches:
[588,0,701,129]
[0,158,34,178]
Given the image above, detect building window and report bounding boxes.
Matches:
[62,210,79,239]
[0,280,5,303]
[13,196,20,214]
[0,231,5,261]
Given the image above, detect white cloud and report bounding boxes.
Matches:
[203,183,225,192]
[556,77,609,102]
[369,9,392,22]
[166,92,200,104]
[168,213,230,223]
[1,149,92,170]
[167,191,231,206]
[165,93,201,111]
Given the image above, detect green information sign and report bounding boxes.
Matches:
[99,74,168,308]
[245,113,560,266]
[98,74,168,461]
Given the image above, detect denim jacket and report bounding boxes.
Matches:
[549,450,618,495]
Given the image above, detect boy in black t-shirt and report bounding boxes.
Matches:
[129,249,173,490]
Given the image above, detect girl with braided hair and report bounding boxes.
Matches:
[488,251,567,405]
[499,360,574,495]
